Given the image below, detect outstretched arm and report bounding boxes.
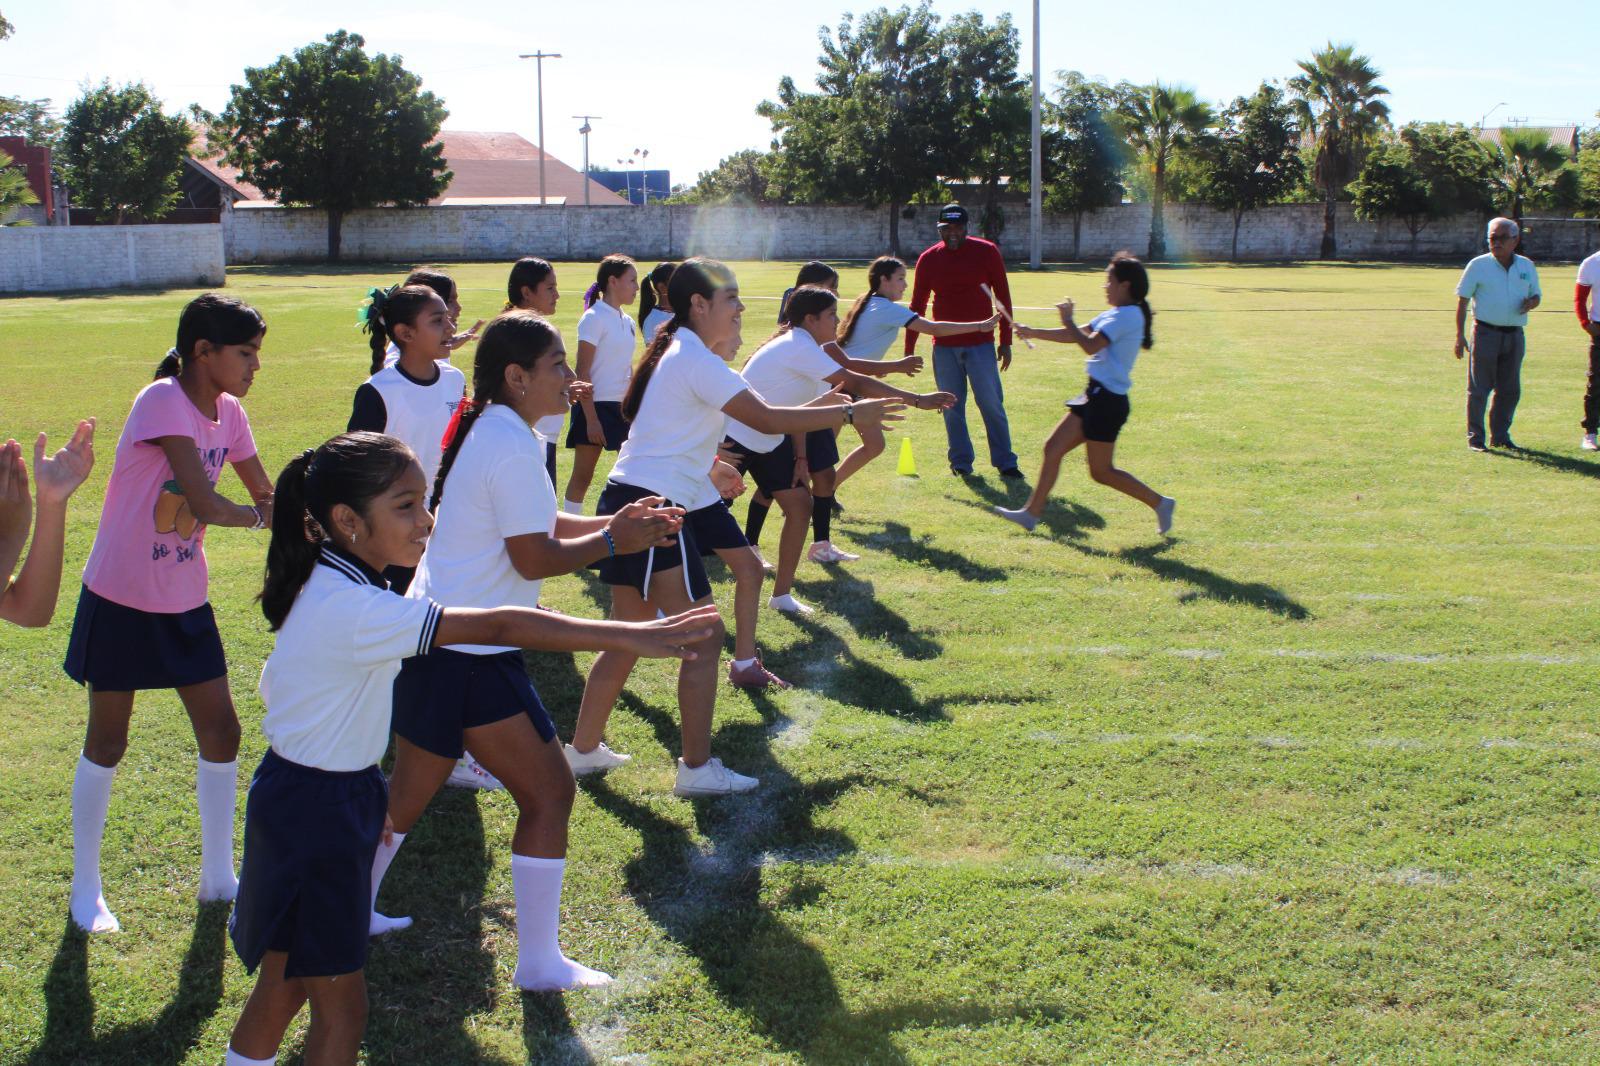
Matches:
[1,421,96,627]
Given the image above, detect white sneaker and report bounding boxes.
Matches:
[446,753,504,791]
[1583,433,1598,451]
[673,757,758,797]
[807,541,860,563]
[563,741,631,776]
[768,593,814,615]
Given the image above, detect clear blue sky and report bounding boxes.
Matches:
[1,0,1591,186]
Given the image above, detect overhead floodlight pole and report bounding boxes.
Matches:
[574,115,601,206]
[519,51,562,204]
[1028,0,1042,270]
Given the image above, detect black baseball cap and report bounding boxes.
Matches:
[937,203,968,226]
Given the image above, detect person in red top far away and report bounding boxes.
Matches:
[905,204,1023,478]
[1574,244,1600,451]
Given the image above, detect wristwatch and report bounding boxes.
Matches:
[842,403,854,425]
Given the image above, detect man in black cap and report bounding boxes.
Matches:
[905,203,1022,477]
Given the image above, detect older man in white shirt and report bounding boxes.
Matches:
[1455,217,1541,451]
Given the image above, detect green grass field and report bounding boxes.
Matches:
[2,259,1597,1065]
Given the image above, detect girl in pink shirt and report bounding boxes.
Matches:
[62,293,275,934]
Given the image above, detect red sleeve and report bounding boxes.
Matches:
[988,245,1013,348]
[1577,283,1592,327]
[906,251,933,354]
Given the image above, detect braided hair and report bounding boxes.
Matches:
[361,284,440,374]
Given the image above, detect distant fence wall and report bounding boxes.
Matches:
[0,224,225,294]
[214,202,1600,266]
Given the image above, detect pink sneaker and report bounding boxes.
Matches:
[728,657,791,690]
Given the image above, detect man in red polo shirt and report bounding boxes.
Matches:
[906,204,1022,478]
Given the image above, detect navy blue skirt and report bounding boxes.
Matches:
[566,401,629,451]
[63,584,227,691]
[590,481,747,602]
[393,648,557,760]
[230,750,387,979]
[724,430,842,497]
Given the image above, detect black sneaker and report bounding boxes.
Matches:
[999,467,1025,480]
[1491,438,1518,450]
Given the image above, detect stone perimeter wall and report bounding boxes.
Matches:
[0,224,225,294]
[222,202,1600,266]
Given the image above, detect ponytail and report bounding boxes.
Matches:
[260,433,418,629]
[158,293,266,380]
[361,284,440,374]
[1138,300,1154,349]
[621,257,736,423]
[506,257,555,312]
[638,261,675,331]
[431,399,485,512]
[1109,251,1154,350]
[837,256,903,349]
[759,285,836,352]
[588,253,635,310]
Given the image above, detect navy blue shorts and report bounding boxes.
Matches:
[723,429,840,497]
[566,401,629,451]
[1066,377,1131,443]
[63,585,227,691]
[392,648,557,759]
[230,750,386,979]
[544,442,558,488]
[590,481,747,601]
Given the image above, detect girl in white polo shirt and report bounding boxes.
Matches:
[349,284,466,595]
[505,257,580,488]
[365,312,684,974]
[224,432,717,1066]
[833,255,1002,492]
[997,254,1176,535]
[571,258,906,792]
[725,286,954,614]
[562,255,639,514]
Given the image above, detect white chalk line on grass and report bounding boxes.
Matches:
[1023,729,1600,754]
[1019,643,1598,667]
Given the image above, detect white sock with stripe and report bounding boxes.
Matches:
[368,831,412,935]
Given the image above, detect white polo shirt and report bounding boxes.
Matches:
[576,301,637,403]
[725,328,839,453]
[259,546,443,772]
[1456,253,1541,328]
[608,327,752,510]
[1577,250,1600,322]
[410,404,556,654]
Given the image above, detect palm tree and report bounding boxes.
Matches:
[1289,42,1390,259]
[0,150,39,225]
[1490,128,1571,225]
[1116,82,1213,260]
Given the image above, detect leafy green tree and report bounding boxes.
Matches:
[937,11,1027,242]
[216,30,450,260]
[1349,138,1433,248]
[0,147,38,224]
[1115,82,1213,260]
[0,97,62,147]
[1289,42,1391,259]
[1577,116,1600,218]
[1194,83,1304,261]
[0,11,12,39]
[1490,127,1575,223]
[1352,123,1494,254]
[672,149,782,205]
[1041,72,1127,259]
[58,82,192,223]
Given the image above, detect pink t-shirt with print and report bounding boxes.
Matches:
[81,376,257,614]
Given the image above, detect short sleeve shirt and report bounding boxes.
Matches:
[81,377,257,614]
[725,329,839,453]
[576,302,638,403]
[260,546,443,771]
[607,328,751,510]
[1577,251,1600,321]
[1082,304,1146,394]
[1456,253,1541,328]
[410,405,557,654]
[840,296,917,362]
[351,361,466,487]
[641,308,673,342]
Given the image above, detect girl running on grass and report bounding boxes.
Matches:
[638,261,676,342]
[724,286,954,615]
[365,313,684,978]
[562,255,639,515]
[995,254,1176,536]
[505,257,578,489]
[0,420,95,627]
[349,284,466,595]
[570,258,904,791]
[224,432,715,1066]
[833,256,1002,493]
[63,294,274,935]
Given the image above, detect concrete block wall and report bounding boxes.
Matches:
[0,224,225,294]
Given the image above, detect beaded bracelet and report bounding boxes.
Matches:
[601,528,616,558]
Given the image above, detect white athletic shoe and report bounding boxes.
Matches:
[673,757,759,797]
[993,506,1039,532]
[1583,433,1598,451]
[768,593,815,615]
[446,753,504,791]
[807,541,860,563]
[563,741,631,776]
[1156,496,1176,536]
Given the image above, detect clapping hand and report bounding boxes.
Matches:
[605,495,685,553]
[33,419,96,507]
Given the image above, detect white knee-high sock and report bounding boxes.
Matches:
[368,831,412,936]
[70,754,119,934]
[511,854,612,990]
[196,756,239,902]
[225,1048,275,1065]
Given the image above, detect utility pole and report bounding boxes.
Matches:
[518,51,562,204]
[1028,0,1042,270]
[573,115,600,206]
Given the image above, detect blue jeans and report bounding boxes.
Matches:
[932,343,1017,471]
